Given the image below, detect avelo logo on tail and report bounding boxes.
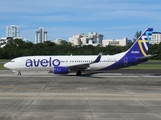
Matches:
[138,28,153,56]
[127,28,153,57]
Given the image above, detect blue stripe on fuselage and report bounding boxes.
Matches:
[101,55,147,70]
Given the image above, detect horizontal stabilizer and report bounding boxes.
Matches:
[136,54,157,60]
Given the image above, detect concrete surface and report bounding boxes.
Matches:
[0,70,161,120]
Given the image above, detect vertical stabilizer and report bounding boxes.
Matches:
[127,28,153,57]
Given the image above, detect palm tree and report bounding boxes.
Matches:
[133,31,142,42]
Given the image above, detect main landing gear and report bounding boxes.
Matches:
[76,71,82,76]
[18,71,21,76]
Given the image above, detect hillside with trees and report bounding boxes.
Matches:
[0,38,160,60]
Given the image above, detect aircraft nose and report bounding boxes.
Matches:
[4,62,10,69]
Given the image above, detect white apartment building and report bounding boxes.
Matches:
[150,32,161,44]
[0,37,31,48]
[54,38,64,44]
[102,38,131,46]
[35,27,47,44]
[6,25,20,38]
[68,32,103,46]
[68,34,83,46]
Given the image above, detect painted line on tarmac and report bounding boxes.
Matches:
[91,75,139,78]
[0,74,58,77]
[0,73,161,78]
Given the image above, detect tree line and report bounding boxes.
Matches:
[0,38,161,60]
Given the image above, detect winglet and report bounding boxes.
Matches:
[92,52,103,63]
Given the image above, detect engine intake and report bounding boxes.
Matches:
[53,66,69,74]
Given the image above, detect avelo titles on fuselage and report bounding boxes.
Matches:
[25,57,60,67]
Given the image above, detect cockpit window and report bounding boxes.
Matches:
[10,60,15,62]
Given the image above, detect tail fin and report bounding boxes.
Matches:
[127,28,153,57]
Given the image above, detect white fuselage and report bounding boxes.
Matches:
[4,52,126,72]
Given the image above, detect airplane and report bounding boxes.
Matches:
[4,28,155,76]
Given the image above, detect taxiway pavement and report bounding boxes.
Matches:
[0,70,161,120]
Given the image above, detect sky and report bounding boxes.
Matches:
[0,0,161,43]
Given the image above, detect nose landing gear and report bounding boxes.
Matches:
[18,71,21,76]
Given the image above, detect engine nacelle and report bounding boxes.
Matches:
[53,66,69,74]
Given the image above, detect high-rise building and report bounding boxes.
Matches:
[102,38,131,46]
[150,32,161,44]
[35,27,48,44]
[68,32,103,46]
[6,25,20,38]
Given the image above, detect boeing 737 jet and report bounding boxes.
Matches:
[4,28,155,76]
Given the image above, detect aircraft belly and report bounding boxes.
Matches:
[90,62,115,70]
[16,66,52,71]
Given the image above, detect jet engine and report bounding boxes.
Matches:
[53,66,69,74]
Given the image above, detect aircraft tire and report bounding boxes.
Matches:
[76,71,81,76]
[18,71,21,76]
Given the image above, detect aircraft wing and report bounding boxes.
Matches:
[68,52,103,71]
[136,54,157,60]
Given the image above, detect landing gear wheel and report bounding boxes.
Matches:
[76,71,81,76]
[18,71,21,76]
